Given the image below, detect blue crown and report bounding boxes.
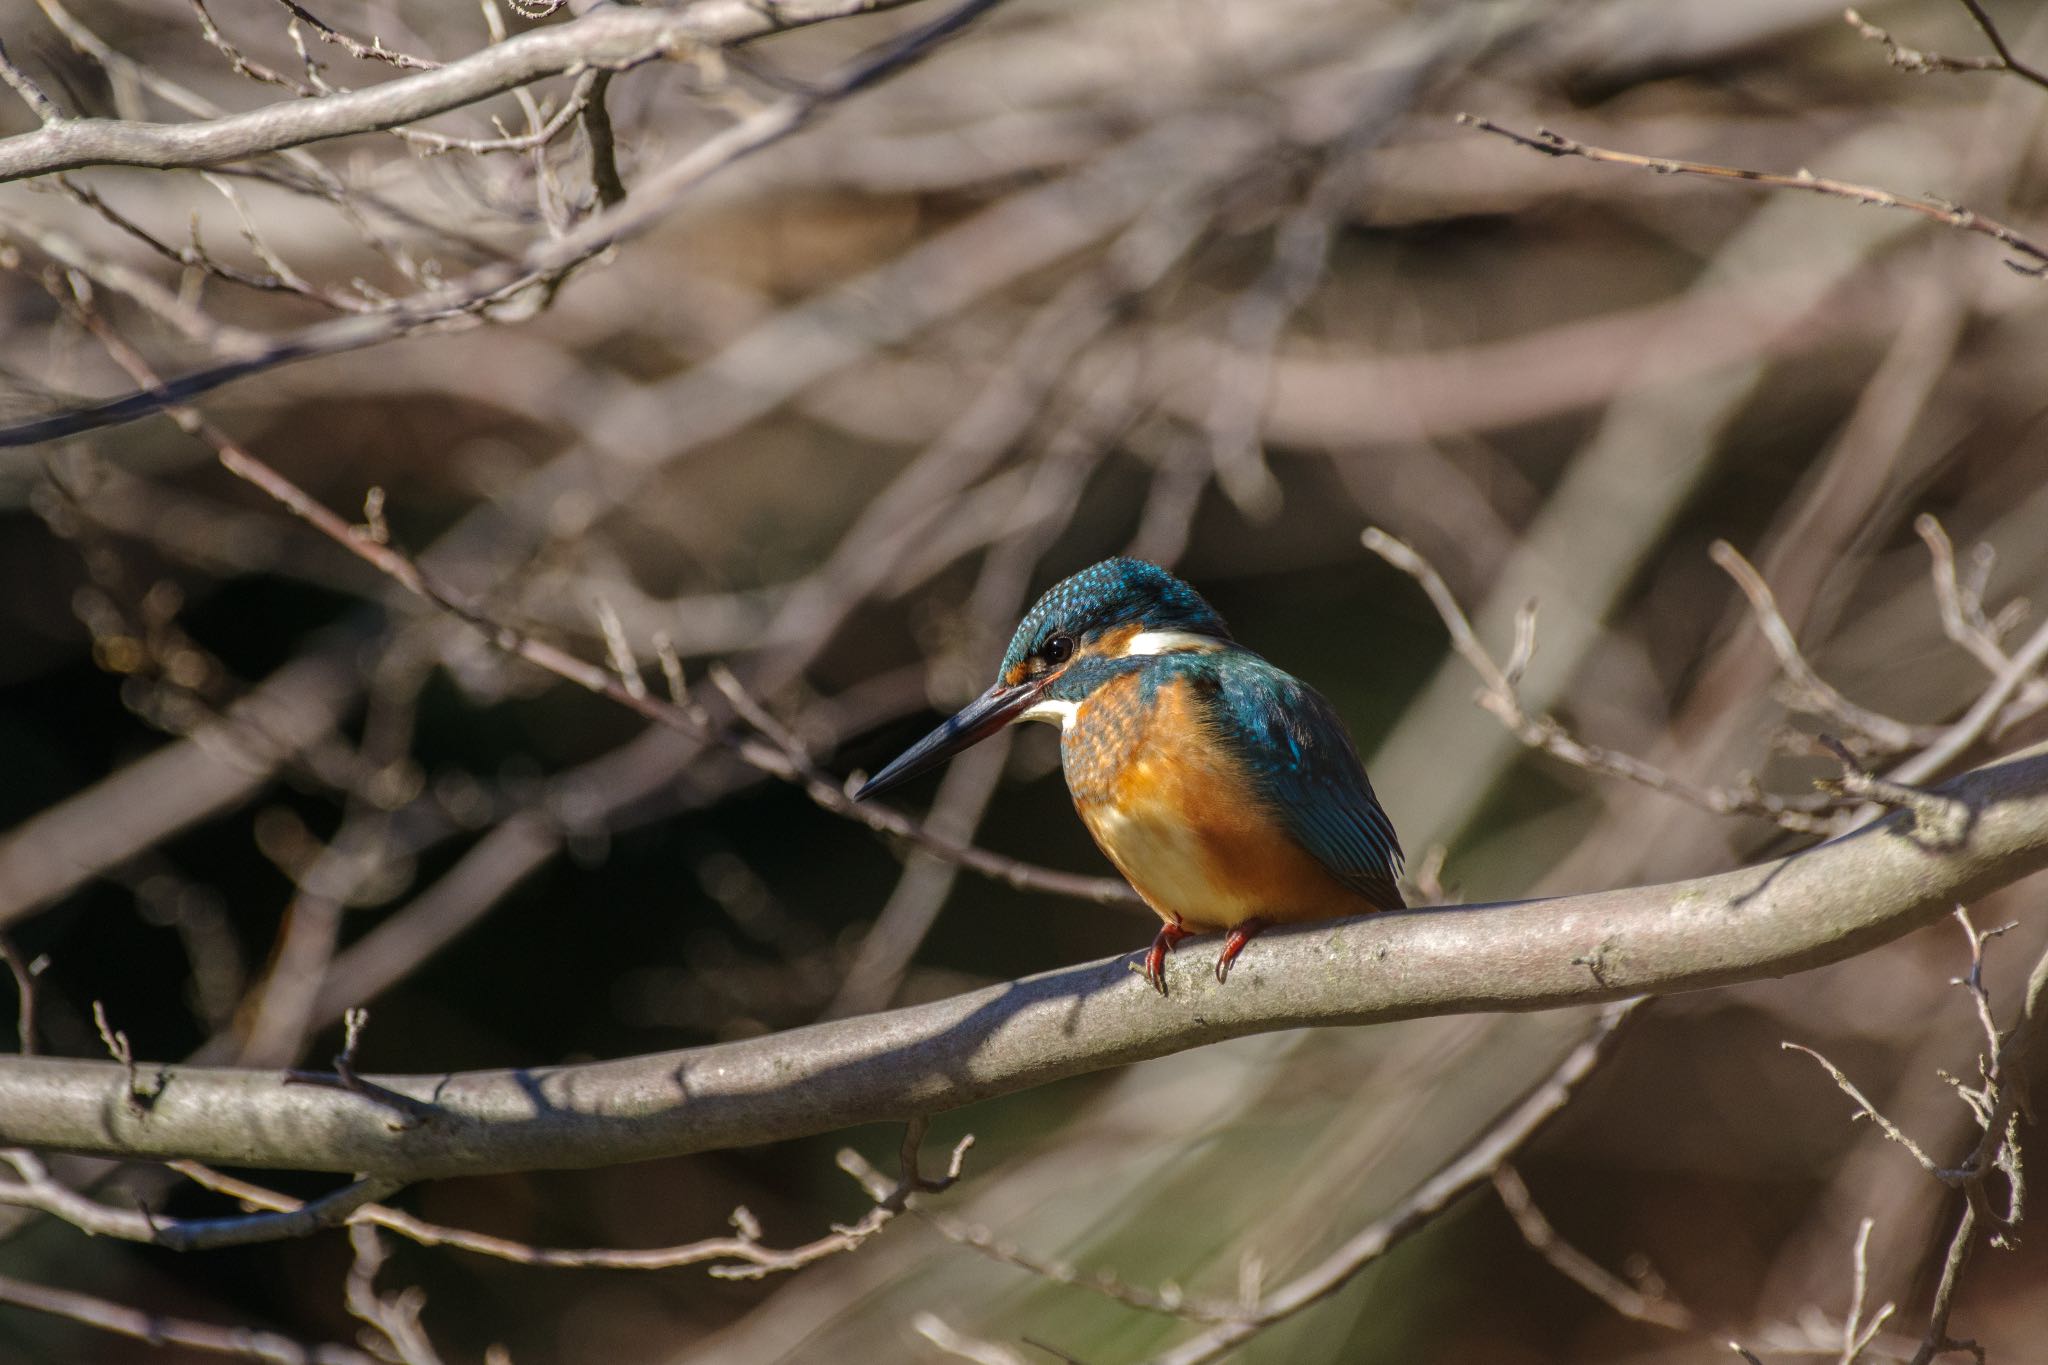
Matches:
[999,558,1231,676]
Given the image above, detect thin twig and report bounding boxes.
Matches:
[0,0,1020,445]
[0,936,38,1055]
[1491,1164,1695,1331]
[1889,615,2048,785]
[0,39,64,124]
[52,283,1135,910]
[1363,528,1851,833]
[1712,541,1937,755]
[268,0,440,71]
[0,1268,376,1363]
[1914,516,2038,692]
[1148,1000,1641,1363]
[1955,0,2048,91]
[172,1121,973,1276]
[342,1223,444,1365]
[1838,1216,1897,1365]
[1458,115,2048,276]
[1782,1042,1943,1173]
[1845,9,2010,81]
[0,1149,403,1251]
[1787,915,2047,1365]
[1910,1199,1987,1365]
[1814,734,1972,847]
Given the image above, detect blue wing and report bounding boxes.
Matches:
[1204,656,1406,909]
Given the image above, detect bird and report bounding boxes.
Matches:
[855,557,1404,994]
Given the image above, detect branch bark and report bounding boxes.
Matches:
[2,741,2045,1181]
[0,1,934,182]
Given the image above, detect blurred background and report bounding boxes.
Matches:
[0,0,2046,1359]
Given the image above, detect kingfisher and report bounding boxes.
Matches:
[856,558,1404,994]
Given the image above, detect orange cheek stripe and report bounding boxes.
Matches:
[1094,622,1142,657]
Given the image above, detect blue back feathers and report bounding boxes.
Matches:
[1201,654,1405,909]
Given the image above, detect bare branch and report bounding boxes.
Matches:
[1491,1164,1695,1331]
[1458,115,2048,275]
[0,936,39,1055]
[1712,540,1937,755]
[1815,734,1972,847]
[1912,1199,1988,1365]
[172,1121,971,1272]
[1839,1217,1897,1365]
[268,0,440,72]
[0,1148,403,1251]
[1951,0,2048,90]
[1363,528,1851,833]
[1852,0,2048,93]
[1845,10,2008,80]
[1787,909,2047,1364]
[1148,1001,1639,1363]
[0,731,2032,1180]
[0,1268,376,1363]
[1915,516,2041,700]
[1783,1042,1944,1173]
[0,0,1019,445]
[50,280,1133,910]
[0,38,63,124]
[342,1224,444,1365]
[0,1,943,182]
[1889,615,2048,785]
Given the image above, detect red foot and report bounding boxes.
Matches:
[1140,921,1191,995]
[1214,918,1270,984]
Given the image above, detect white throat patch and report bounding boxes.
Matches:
[1123,630,1226,658]
[1019,697,1079,730]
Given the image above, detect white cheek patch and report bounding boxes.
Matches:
[1123,629,1226,657]
[1019,697,1079,730]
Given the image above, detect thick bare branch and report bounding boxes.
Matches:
[0,742,2042,1180]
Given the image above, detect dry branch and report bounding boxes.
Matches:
[1458,115,2048,275]
[0,1269,374,1363]
[0,1,935,182]
[0,741,2043,1179]
[0,0,1017,446]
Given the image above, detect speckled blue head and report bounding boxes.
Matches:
[856,559,1230,800]
[997,558,1231,683]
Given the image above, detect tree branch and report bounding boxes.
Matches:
[1457,115,2048,275]
[0,742,2045,1180]
[0,1269,375,1363]
[0,1,935,182]
[0,0,1013,446]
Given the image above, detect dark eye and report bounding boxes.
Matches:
[1041,634,1074,666]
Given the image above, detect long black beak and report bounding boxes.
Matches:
[855,679,1043,800]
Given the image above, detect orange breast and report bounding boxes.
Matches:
[1065,674,1372,932]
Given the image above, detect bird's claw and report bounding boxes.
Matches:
[1213,918,1269,985]
[1140,921,1191,995]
